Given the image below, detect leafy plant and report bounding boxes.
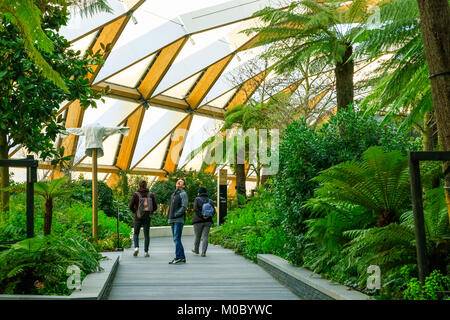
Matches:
[311,146,412,227]
[0,0,112,91]
[270,108,418,264]
[0,235,103,295]
[403,270,450,300]
[209,190,288,262]
[3,177,71,236]
[0,2,107,212]
[244,0,389,111]
[69,179,115,217]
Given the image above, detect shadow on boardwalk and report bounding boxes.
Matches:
[107,235,300,300]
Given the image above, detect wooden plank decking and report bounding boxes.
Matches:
[107,236,300,300]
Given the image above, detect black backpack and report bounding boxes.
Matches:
[135,192,153,219]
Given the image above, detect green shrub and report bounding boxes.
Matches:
[0,196,132,252]
[92,233,131,252]
[209,190,288,262]
[270,108,420,265]
[150,212,170,227]
[403,270,450,300]
[0,235,103,295]
[69,179,115,217]
[53,202,132,240]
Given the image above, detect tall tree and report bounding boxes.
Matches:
[4,177,71,235]
[356,0,436,150]
[244,0,383,111]
[0,0,112,91]
[0,2,105,212]
[416,0,450,220]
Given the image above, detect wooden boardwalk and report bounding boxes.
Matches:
[107,235,300,300]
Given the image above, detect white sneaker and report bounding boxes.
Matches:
[144,252,149,258]
[133,248,139,256]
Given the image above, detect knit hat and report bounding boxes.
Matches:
[198,187,207,194]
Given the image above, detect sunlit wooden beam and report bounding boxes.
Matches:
[137,38,188,98]
[106,105,145,187]
[157,115,194,181]
[39,162,256,181]
[52,16,133,179]
[186,55,233,109]
[225,70,268,110]
[106,38,188,187]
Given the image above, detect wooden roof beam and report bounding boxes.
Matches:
[106,38,188,187]
[52,15,133,179]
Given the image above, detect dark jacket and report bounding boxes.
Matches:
[167,189,188,222]
[129,187,157,220]
[192,193,214,224]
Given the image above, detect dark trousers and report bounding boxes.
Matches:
[193,222,212,254]
[133,217,150,252]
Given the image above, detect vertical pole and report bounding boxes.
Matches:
[26,157,35,238]
[117,207,122,251]
[92,149,98,239]
[408,153,428,284]
[217,169,227,225]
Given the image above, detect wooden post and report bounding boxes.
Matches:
[92,149,98,239]
[217,169,228,225]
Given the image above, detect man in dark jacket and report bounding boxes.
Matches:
[167,179,188,264]
[192,187,214,257]
[129,180,157,257]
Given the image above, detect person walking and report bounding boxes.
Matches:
[129,180,157,258]
[192,187,215,257]
[167,178,188,264]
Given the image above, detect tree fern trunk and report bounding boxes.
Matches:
[422,111,441,189]
[235,163,247,204]
[422,110,434,152]
[0,130,10,216]
[335,44,354,111]
[417,0,450,223]
[235,147,247,206]
[44,198,53,236]
[377,211,398,227]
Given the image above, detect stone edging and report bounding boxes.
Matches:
[0,253,120,300]
[257,254,373,300]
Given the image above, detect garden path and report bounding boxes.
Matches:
[107,235,300,300]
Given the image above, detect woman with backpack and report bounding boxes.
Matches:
[192,187,215,257]
[129,180,157,258]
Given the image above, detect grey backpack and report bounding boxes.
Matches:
[136,192,153,219]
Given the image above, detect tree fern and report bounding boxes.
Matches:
[401,187,450,241]
[0,235,102,295]
[243,0,392,110]
[311,146,411,226]
[343,223,416,274]
[355,0,433,132]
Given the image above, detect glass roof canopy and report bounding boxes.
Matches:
[9,0,384,194]
[15,0,286,192]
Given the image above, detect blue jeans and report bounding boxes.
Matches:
[171,222,185,259]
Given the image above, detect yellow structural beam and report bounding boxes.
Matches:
[157,115,194,181]
[106,38,188,187]
[137,38,188,98]
[186,55,233,109]
[52,15,132,179]
[225,70,268,110]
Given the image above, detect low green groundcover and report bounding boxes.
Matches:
[0,235,103,295]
